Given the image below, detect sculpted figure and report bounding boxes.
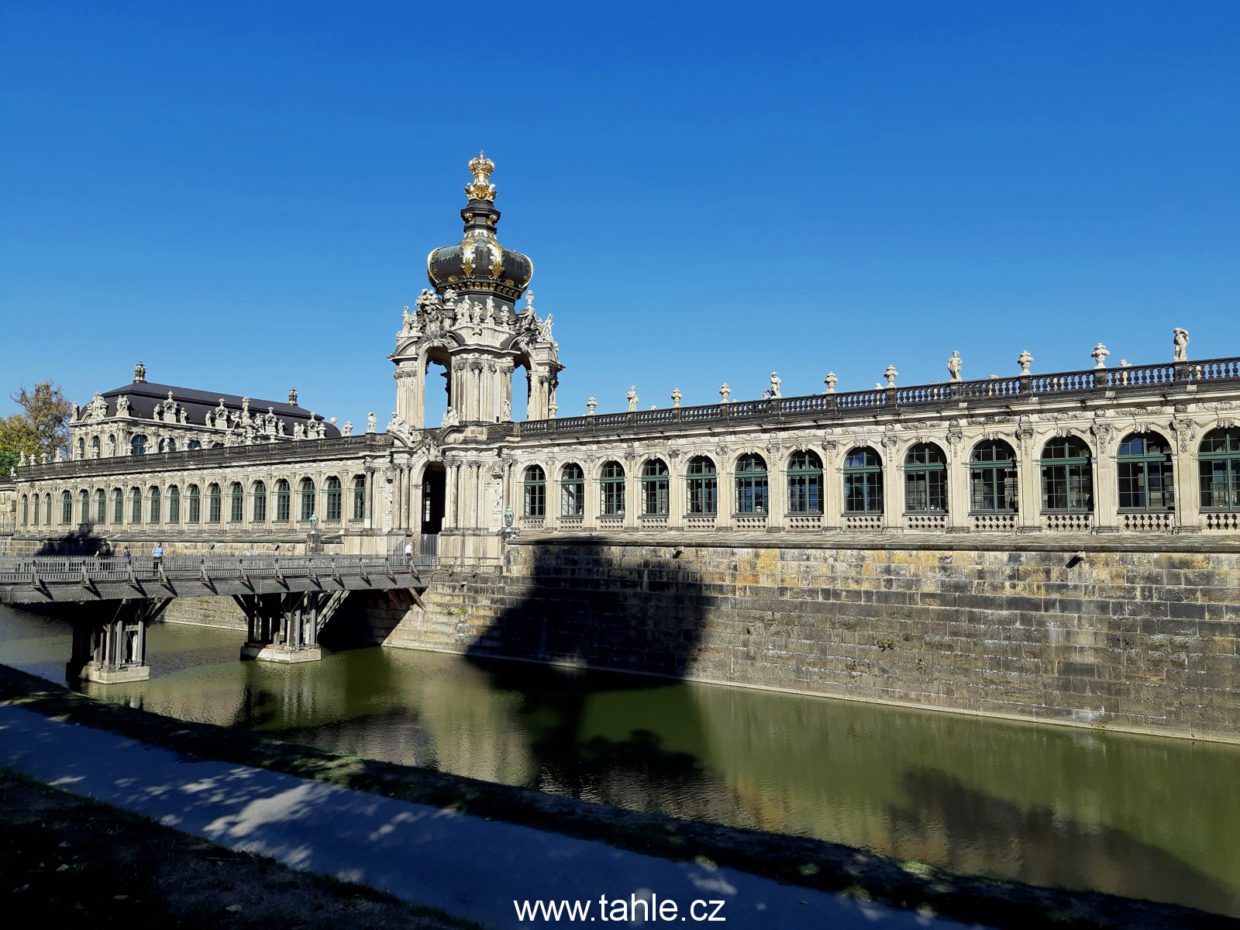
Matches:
[293,423,305,440]
[586,396,597,415]
[947,351,962,381]
[1173,327,1189,362]
[367,412,377,433]
[626,385,638,412]
[71,402,80,421]
[770,371,782,397]
[115,395,130,417]
[342,420,353,436]
[440,407,459,428]
[501,399,512,421]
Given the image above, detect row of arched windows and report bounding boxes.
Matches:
[19,476,367,527]
[517,429,1240,518]
[75,433,214,460]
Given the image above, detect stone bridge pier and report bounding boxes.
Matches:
[68,598,171,684]
[235,591,348,663]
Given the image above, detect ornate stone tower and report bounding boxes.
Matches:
[391,153,562,429]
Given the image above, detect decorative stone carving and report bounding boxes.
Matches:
[133,360,146,383]
[947,350,962,381]
[884,365,898,388]
[288,387,298,406]
[770,372,781,398]
[367,412,377,433]
[1174,327,1189,362]
[720,383,731,404]
[1091,343,1109,369]
[824,372,837,394]
[586,396,597,416]
[341,420,353,436]
[440,407,459,428]
[671,387,682,408]
[1017,350,1033,374]
[115,395,130,418]
[626,386,638,412]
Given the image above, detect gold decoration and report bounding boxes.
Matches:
[464,149,496,201]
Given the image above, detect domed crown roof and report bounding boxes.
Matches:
[426,152,533,302]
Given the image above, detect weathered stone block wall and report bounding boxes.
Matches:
[163,596,247,630]
[378,542,1239,742]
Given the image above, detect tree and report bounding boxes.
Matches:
[9,381,72,461]
[0,414,40,474]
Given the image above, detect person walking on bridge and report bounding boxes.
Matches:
[152,542,164,571]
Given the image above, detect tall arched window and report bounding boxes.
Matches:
[687,456,717,514]
[1199,427,1240,509]
[641,459,669,516]
[524,465,547,517]
[229,482,243,522]
[299,478,316,521]
[78,489,89,523]
[734,454,768,514]
[187,485,201,523]
[787,450,823,514]
[970,440,1017,512]
[90,436,100,459]
[31,494,39,525]
[149,486,161,523]
[559,464,584,516]
[601,461,626,515]
[43,493,51,525]
[94,490,106,524]
[207,483,222,523]
[325,477,342,521]
[167,438,177,453]
[275,480,290,522]
[843,447,883,513]
[905,443,947,513]
[107,435,117,457]
[112,488,124,523]
[1040,437,1092,511]
[20,495,28,526]
[352,476,366,521]
[168,485,180,523]
[252,481,267,523]
[1117,432,1174,512]
[130,434,147,455]
[130,487,142,523]
[77,438,85,460]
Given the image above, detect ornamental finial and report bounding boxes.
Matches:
[465,150,496,201]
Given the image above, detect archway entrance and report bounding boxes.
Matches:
[424,346,452,428]
[421,463,446,535]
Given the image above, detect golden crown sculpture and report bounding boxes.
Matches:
[464,150,496,201]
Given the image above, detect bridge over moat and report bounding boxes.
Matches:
[0,554,437,684]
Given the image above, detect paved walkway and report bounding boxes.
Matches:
[0,705,975,929]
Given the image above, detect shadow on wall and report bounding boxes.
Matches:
[35,529,110,556]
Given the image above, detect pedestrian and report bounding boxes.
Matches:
[122,546,132,564]
[152,541,164,570]
[403,538,413,564]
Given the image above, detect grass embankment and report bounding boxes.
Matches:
[0,664,1230,930]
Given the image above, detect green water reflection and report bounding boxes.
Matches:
[1,607,1237,917]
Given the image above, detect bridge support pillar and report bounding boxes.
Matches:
[67,598,170,684]
[235,592,345,663]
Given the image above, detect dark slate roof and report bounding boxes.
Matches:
[87,381,341,438]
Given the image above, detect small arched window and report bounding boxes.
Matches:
[559,464,584,516]
[252,481,267,523]
[970,440,1017,513]
[95,489,106,524]
[734,454,768,514]
[601,461,626,516]
[167,438,177,453]
[904,443,947,513]
[112,488,124,523]
[229,482,244,522]
[1199,427,1240,510]
[1040,437,1092,512]
[687,456,717,515]
[275,479,291,522]
[524,465,547,517]
[787,450,823,514]
[168,485,180,523]
[207,483,222,523]
[352,476,366,521]
[187,439,202,451]
[149,486,161,524]
[843,447,883,514]
[299,478,316,521]
[187,485,201,523]
[325,477,342,521]
[641,459,669,516]
[130,487,142,523]
[1117,432,1174,512]
[20,495,28,526]
[130,434,147,456]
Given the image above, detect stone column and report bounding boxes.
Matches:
[443,458,458,532]
[767,448,785,530]
[1093,432,1119,532]
[716,453,732,530]
[1174,426,1202,532]
[668,451,685,530]
[1016,429,1042,531]
[947,435,970,532]
[583,459,599,530]
[882,439,904,532]
[822,442,842,531]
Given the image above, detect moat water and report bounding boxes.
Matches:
[1,607,1237,918]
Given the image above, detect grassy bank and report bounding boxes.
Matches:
[0,664,1229,929]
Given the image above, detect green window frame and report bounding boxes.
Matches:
[275,480,290,522]
[129,488,141,524]
[734,454,768,514]
[687,456,717,515]
[230,483,244,522]
[1040,437,1093,512]
[641,459,669,516]
[1199,428,1240,510]
[44,493,51,525]
[904,443,947,513]
[112,489,123,523]
[1117,432,1174,512]
[168,486,180,523]
[787,450,823,514]
[21,496,28,526]
[31,494,39,525]
[207,484,222,523]
[325,477,342,521]
[149,486,161,524]
[843,447,883,514]
[61,490,73,524]
[601,461,625,515]
[524,465,546,517]
[187,485,201,523]
[560,464,584,516]
[79,489,89,523]
[352,476,366,521]
[970,440,1017,512]
[252,481,267,523]
[130,434,147,455]
[299,479,316,521]
[95,489,106,524]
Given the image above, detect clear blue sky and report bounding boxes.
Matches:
[2,1,1237,424]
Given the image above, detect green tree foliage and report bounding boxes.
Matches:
[0,414,40,474]
[4,381,72,469]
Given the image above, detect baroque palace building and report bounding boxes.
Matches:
[4,155,1240,560]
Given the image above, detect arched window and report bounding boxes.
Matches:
[1200,427,1240,509]
[843,447,883,514]
[32,493,40,525]
[167,438,177,453]
[95,489,106,524]
[275,480,290,522]
[229,482,243,522]
[601,461,626,515]
[734,454,768,514]
[524,465,547,517]
[325,477,342,521]
[787,450,823,514]
[130,487,142,523]
[207,483,222,523]
[107,435,116,457]
[168,485,180,523]
[1118,432,1174,511]
[1040,437,1092,511]
[687,456,717,515]
[187,485,201,523]
[905,443,947,513]
[641,459,669,516]
[78,489,89,523]
[299,478,316,521]
[60,490,73,523]
[20,495,28,526]
[970,440,1017,512]
[77,438,85,459]
[130,434,147,455]
[90,436,100,459]
[560,464,584,516]
[187,439,202,451]
[352,476,366,521]
[112,488,124,523]
[252,481,267,522]
[149,486,161,523]
[43,493,51,525]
